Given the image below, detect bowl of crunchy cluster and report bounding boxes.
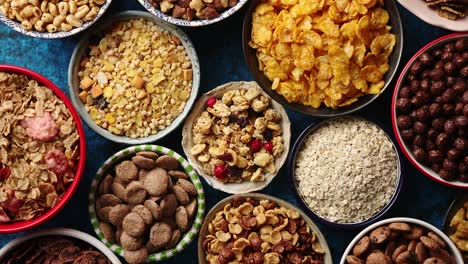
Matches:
[0,0,112,38]
[443,194,468,262]
[68,10,200,144]
[89,145,205,264]
[0,65,85,234]
[392,33,468,189]
[198,193,332,264]
[340,217,464,264]
[137,0,249,27]
[243,0,403,117]
[181,81,291,194]
[289,117,402,228]
[396,0,468,32]
[0,228,122,263]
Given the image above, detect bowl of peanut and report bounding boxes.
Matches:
[68,10,200,144]
[181,81,291,194]
[0,0,112,38]
[198,193,332,264]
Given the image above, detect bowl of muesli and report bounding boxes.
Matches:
[182,81,291,194]
[0,65,86,234]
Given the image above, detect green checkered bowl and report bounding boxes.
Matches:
[88,144,205,262]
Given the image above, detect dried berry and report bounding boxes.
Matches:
[206,97,217,107]
[214,164,228,179]
[250,139,262,152]
[263,142,273,152]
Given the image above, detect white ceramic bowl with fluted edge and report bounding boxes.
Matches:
[137,0,249,27]
[88,145,206,262]
[0,228,122,263]
[0,0,112,39]
[339,217,464,264]
[68,10,200,144]
[396,0,468,32]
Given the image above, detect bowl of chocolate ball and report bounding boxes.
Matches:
[392,33,468,189]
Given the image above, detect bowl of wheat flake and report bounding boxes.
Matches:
[289,117,403,229]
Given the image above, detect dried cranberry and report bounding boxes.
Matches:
[227,166,243,178]
[264,142,273,152]
[214,164,228,179]
[219,152,233,162]
[250,139,262,152]
[236,117,248,128]
[206,97,217,107]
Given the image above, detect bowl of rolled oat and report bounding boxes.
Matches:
[0,0,112,39]
[0,65,85,234]
[289,117,403,228]
[68,10,200,144]
[137,0,249,27]
[181,81,291,194]
[198,193,333,264]
[0,228,122,263]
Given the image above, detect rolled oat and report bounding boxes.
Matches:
[295,118,398,223]
[78,18,193,139]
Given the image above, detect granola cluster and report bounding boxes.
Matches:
[0,72,80,223]
[190,87,284,183]
[202,197,325,264]
[78,18,193,139]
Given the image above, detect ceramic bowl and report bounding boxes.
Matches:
[242,0,403,117]
[397,0,468,32]
[0,1,112,39]
[68,10,200,144]
[181,81,291,194]
[391,33,468,189]
[137,0,249,27]
[197,193,333,264]
[340,217,464,264]
[88,144,205,262]
[289,116,403,229]
[0,228,122,263]
[0,64,86,234]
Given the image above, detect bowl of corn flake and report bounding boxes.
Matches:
[68,10,200,144]
[181,81,291,194]
[242,0,403,117]
[0,65,86,234]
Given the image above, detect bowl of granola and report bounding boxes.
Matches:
[68,10,200,144]
[182,81,291,194]
[0,0,112,38]
[0,65,85,233]
[198,193,332,264]
[0,228,122,263]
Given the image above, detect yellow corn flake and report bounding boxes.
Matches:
[103,86,114,98]
[105,113,116,124]
[250,0,396,109]
[90,107,99,120]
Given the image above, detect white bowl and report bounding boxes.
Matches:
[0,228,122,263]
[339,217,464,264]
[397,0,468,32]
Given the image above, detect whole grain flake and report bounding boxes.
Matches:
[295,118,398,223]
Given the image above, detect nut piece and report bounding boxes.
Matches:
[125,181,148,205]
[150,222,173,248]
[132,155,156,170]
[122,212,146,237]
[120,231,144,250]
[124,247,148,264]
[369,226,390,244]
[115,160,139,184]
[155,155,179,170]
[175,206,189,232]
[144,168,169,196]
[108,204,131,226]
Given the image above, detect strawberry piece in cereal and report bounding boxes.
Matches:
[21,112,59,142]
[1,190,24,214]
[0,207,10,223]
[44,149,70,176]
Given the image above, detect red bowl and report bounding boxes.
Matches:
[391,33,468,189]
[0,65,87,233]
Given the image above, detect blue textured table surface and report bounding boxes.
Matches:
[0,1,465,263]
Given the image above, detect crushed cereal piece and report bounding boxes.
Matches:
[21,113,59,142]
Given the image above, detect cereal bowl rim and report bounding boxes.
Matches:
[0,64,86,234]
[242,0,403,117]
[197,192,333,264]
[0,0,113,39]
[137,0,250,27]
[88,144,206,262]
[68,10,201,145]
[339,217,464,264]
[181,81,292,194]
[288,116,403,229]
[0,227,122,263]
[396,0,468,32]
[391,32,468,189]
